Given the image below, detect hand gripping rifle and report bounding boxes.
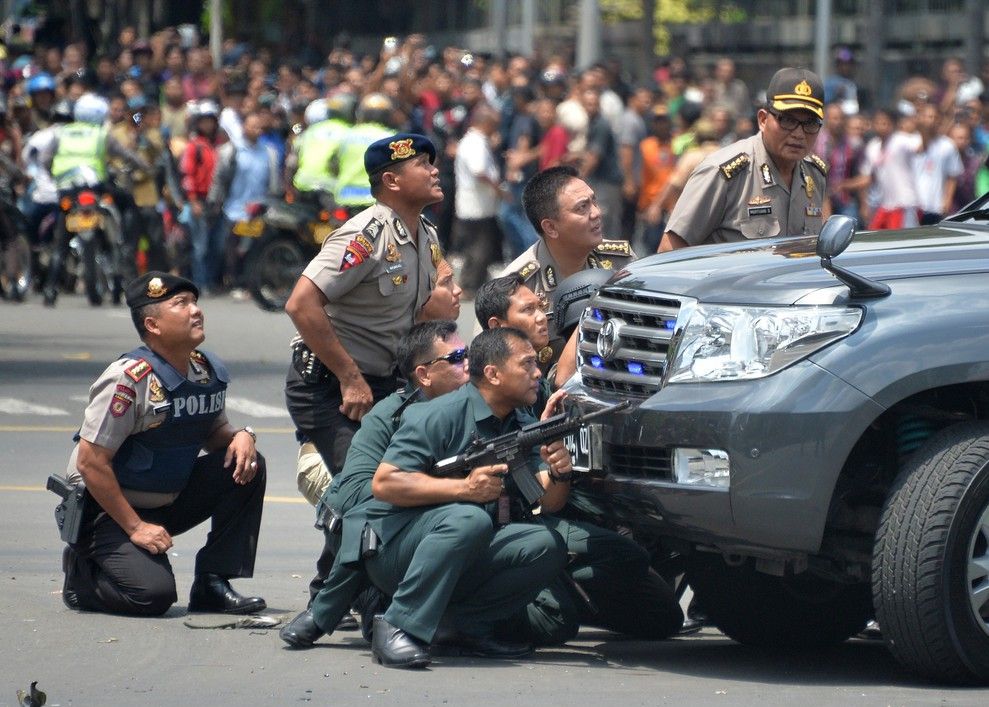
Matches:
[430,400,630,506]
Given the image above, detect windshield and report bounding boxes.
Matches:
[944,191,989,223]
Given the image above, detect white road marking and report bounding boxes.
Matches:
[70,395,90,403]
[224,396,290,418]
[0,398,70,416]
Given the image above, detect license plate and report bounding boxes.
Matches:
[232,219,264,238]
[563,423,601,472]
[311,223,335,244]
[65,212,100,232]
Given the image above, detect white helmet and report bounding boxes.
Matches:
[73,93,109,124]
[304,99,328,126]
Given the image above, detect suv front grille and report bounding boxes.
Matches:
[605,443,673,480]
[578,287,682,396]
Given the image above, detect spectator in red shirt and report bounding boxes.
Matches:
[534,97,568,170]
[180,100,221,290]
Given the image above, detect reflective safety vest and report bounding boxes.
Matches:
[51,122,107,181]
[293,118,349,193]
[333,122,391,207]
[110,346,229,493]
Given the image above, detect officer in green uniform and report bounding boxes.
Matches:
[660,68,828,251]
[279,320,470,648]
[342,328,572,669]
[290,94,356,196]
[332,94,395,209]
[501,165,635,370]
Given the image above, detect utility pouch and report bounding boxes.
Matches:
[290,336,328,384]
[360,524,381,559]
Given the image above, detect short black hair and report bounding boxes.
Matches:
[468,327,530,383]
[397,320,458,383]
[368,168,384,196]
[475,274,525,330]
[130,302,160,340]
[522,164,579,236]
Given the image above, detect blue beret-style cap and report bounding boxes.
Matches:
[364,133,437,176]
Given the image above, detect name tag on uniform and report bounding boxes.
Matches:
[385,261,405,274]
[806,206,823,217]
[748,206,773,217]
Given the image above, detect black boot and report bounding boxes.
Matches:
[188,573,266,614]
[61,546,81,611]
[371,616,430,669]
[279,609,325,648]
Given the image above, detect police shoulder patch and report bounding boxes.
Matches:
[124,359,152,383]
[806,153,828,176]
[361,217,385,243]
[594,239,632,257]
[517,261,540,281]
[719,153,750,180]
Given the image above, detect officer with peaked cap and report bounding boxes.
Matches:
[57,271,267,616]
[659,67,828,251]
[283,133,445,605]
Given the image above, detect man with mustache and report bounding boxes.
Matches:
[659,68,828,251]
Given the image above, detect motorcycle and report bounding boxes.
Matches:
[49,167,122,306]
[238,191,357,311]
[0,187,32,302]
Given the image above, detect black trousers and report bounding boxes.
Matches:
[66,450,266,617]
[285,363,399,600]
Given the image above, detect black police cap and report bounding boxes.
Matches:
[125,271,200,310]
[767,67,824,119]
[364,133,436,176]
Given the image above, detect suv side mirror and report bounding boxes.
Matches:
[816,215,856,259]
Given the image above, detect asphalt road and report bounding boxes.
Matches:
[0,292,986,706]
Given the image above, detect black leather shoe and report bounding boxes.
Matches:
[62,546,81,611]
[371,616,430,669]
[336,614,359,631]
[279,609,325,648]
[188,573,266,614]
[432,628,532,659]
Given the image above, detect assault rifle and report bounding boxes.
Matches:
[431,400,631,506]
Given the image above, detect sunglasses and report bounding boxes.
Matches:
[768,108,823,134]
[422,347,469,367]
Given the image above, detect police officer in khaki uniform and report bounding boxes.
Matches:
[659,68,828,251]
[284,133,444,607]
[500,165,635,372]
[59,272,266,617]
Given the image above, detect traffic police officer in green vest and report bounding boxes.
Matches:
[44,93,149,306]
[290,93,356,196]
[332,93,395,208]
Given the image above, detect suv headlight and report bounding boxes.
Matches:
[666,303,862,383]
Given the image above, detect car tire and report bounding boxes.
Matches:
[687,553,872,647]
[873,421,989,684]
[80,234,105,306]
[247,231,307,312]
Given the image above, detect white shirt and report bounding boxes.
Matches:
[912,135,963,214]
[863,131,922,210]
[453,127,499,220]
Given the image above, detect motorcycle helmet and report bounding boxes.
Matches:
[550,268,614,340]
[303,98,328,126]
[73,93,109,124]
[195,99,220,119]
[325,92,356,123]
[355,92,393,126]
[26,72,56,95]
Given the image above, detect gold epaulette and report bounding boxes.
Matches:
[719,153,750,179]
[516,261,540,281]
[124,359,152,383]
[806,153,828,176]
[594,239,632,257]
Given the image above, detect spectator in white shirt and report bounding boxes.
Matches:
[864,108,922,230]
[912,102,964,223]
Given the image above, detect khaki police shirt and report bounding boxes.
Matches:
[499,237,635,371]
[66,351,228,509]
[665,133,827,246]
[302,202,441,378]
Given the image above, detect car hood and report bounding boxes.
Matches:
[609,224,989,305]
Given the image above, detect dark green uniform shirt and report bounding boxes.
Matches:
[321,388,420,515]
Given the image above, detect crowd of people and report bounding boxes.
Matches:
[3,26,989,304]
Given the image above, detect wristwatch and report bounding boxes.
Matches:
[239,426,257,443]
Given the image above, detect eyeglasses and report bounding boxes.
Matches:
[422,347,469,367]
[769,108,823,134]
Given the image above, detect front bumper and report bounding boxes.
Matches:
[565,359,884,554]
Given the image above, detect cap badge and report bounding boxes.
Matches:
[389,138,415,160]
[537,346,554,364]
[794,80,812,97]
[147,277,167,298]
